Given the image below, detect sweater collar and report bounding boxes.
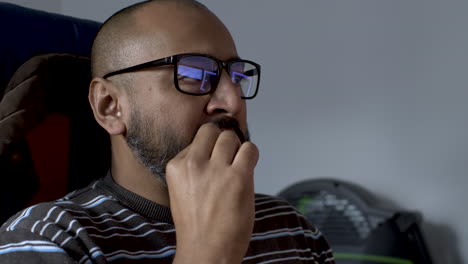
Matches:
[97,171,173,224]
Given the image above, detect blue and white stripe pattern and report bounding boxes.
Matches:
[0,241,65,255]
[0,175,334,263]
[6,205,37,231]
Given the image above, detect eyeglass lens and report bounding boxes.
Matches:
[177,55,259,98]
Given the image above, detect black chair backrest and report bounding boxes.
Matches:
[0,2,100,99]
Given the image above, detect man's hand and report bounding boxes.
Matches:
[167,123,259,264]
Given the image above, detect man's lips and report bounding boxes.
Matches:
[214,117,246,143]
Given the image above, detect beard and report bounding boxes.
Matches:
[125,107,250,185]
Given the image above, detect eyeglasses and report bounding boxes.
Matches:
[103,53,261,99]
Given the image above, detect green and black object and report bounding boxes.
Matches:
[278,179,433,264]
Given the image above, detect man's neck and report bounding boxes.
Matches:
[110,142,170,207]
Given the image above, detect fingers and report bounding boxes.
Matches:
[172,123,256,168]
[211,130,241,164]
[232,142,259,171]
[188,123,221,161]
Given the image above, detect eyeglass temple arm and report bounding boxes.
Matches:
[102,57,173,79]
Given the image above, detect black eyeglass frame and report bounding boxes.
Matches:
[102,53,261,99]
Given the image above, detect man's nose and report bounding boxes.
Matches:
[205,71,244,116]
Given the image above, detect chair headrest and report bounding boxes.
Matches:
[0,53,94,154]
[0,3,100,99]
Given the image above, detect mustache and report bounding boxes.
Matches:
[213,117,246,144]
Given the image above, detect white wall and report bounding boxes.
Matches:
[1,0,61,13]
[191,2,468,263]
[7,1,468,263]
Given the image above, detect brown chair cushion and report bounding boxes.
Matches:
[0,54,110,223]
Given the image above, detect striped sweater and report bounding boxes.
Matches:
[0,173,334,263]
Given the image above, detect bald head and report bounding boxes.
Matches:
[90,0,213,79]
[88,0,246,189]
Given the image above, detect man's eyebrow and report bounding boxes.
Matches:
[226,55,241,61]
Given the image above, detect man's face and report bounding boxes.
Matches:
[122,3,249,183]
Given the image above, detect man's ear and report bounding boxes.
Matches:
[88,77,126,135]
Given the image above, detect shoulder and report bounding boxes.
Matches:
[0,181,117,263]
[0,179,116,244]
[254,193,306,224]
[250,193,335,263]
[0,201,91,263]
[1,180,109,232]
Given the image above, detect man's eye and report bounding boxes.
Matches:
[178,65,203,83]
[233,78,242,85]
[178,75,205,89]
[231,72,247,84]
[178,75,200,82]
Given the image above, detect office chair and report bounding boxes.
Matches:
[0,3,106,224]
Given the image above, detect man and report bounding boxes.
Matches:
[0,0,334,263]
